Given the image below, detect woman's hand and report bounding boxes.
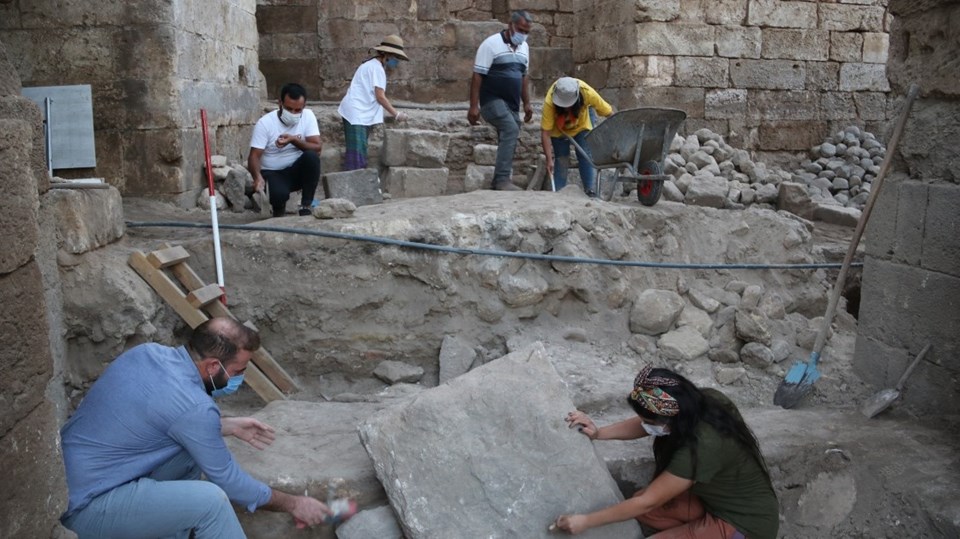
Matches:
[554,514,589,534]
[221,417,276,450]
[565,410,599,440]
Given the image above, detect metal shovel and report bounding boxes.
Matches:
[861,344,931,418]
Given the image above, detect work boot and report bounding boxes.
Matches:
[493,180,521,191]
[298,207,312,216]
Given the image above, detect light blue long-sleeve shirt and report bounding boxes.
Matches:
[60,343,272,517]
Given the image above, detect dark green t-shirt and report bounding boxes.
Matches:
[654,389,779,539]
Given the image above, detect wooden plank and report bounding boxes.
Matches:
[129,251,208,329]
[168,259,299,394]
[146,246,191,269]
[243,362,285,402]
[186,283,224,309]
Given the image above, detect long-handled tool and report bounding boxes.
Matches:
[200,109,227,305]
[861,344,931,418]
[774,84,920,409]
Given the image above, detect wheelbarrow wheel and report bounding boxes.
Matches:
[637,161,663,206]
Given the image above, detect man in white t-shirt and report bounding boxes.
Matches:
[248,83,322,217]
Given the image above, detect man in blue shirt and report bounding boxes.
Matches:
[60,317,331,538]
[467,10,534,191]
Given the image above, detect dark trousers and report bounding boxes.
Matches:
[262,151,320,217]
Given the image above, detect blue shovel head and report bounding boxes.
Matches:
[774,353,821,408]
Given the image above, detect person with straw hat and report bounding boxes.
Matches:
[541,76,613,197]
[338,34,410,171]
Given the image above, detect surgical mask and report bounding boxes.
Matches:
[385,57,399,69]
[642,423,670,437]
[210,361,244,398]
[510,31,527,46]
[279,108,301,126]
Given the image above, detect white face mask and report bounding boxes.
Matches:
[642,423,670,437]
[279,108,301,126]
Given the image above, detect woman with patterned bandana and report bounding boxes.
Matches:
[554,365,779,539]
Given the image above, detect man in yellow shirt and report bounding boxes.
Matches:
[540,77,614,196]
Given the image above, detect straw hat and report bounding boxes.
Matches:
[372,35,409,61]
[552,77,580,108]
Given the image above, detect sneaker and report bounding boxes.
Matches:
[493,181,522,191]
[298,207,312,216]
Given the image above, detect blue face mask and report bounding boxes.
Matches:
[385,57,400,69]
[210,361,244,398]
[510,30,527,46]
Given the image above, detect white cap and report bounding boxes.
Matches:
[552,77,580,108]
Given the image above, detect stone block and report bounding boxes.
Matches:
[714,25,761,59]
[464,163,495,192]
[322,168,384,207]
[473,144,498,166]
[573,59,609,89]
[382,129,451,168]
[436,49,475,82]
[0,401,68,539]
[748,90,819,121]
[853,92,887,121]
[758,120,828,151]
[830,31,863,63]
[839,63,890,92]
[120,128,194,196]
[806,61,840,91]
[813,204,861,226]
[886,6,958,96]
[47,186,125,255]
[0,97,48,192]
[0,118,39,274]
[899,99,960,182]
[613,23,715,58]
[454,21,505,48]
[358,343,641,539]
[705,89,747,120]
[336,505,403,539]
[761,29,829,61]
[747,0,817,28]
[624,87,704,118]
[260,59,321,99]
[0,261,52,434]
[258,33,320,59]
[17,0,173,27]
[255,5,318,34]
[921,183,960,275]
[382,167,449,198]
[730,59,805,90]
[704,0,747,25]
[607,56,675,88]
[820,92,857,120]
[820,4,886,31]
[777,181,815,219]
[862,32,889,64]
[674,57,729,88]
[684,175,729,208]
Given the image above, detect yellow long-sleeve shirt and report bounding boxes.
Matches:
[541,79,614,137]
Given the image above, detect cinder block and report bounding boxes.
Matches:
[322,168,384,206]
[862,32,889,64]
[705,89,747,120]
[829,31,863,63]
[757,120,827,151]
[47,187,125,255]
[746,0,817,29]
[922,183,960,275]
[674,57,729,88]
[730,59,805,90]
[820,4,886,32]
[382,129,451,168]
[383,167,449,198]
[704,0,747,25]
[607,56,675,88]
[747,90,819,121]
[761,29,829,61]
[714,26,761,59]
[839,63,889,91]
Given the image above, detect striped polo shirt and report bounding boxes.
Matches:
[473,30,529,112]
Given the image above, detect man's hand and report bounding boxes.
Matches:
[467,105,481,125]
[554,514,589,534]
[523,103,534,123]
[276,134,301,148]
[290,495,331,529]
[565,410,599,440]
[221,417,276,450]
[252,175,265,193]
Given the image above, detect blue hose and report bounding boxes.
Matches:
[125,221,863,271]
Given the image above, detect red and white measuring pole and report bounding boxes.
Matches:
[200,109,227,304]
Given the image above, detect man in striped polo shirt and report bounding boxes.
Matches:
[467,10,534,191]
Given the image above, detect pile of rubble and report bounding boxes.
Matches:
[196,156,268,215]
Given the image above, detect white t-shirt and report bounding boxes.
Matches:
[338,58,387,126]
[249,108,320,170]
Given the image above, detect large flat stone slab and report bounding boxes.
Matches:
[358,342,641,539]
[322,169,383,207]
[47,185,125,254]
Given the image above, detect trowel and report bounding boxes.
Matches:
[861,344,931,418]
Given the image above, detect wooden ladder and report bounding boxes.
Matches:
[128,245,297,402]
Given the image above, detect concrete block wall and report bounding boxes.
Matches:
[575,0,892,155]
[0,0,263,200]
[854,0,960,414]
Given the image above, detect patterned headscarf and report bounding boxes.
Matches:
[629,364,680,417]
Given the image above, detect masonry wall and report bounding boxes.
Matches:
[0,0,262,202]
[854,0,960,414]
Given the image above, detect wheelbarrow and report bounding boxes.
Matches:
[564,107,686,205]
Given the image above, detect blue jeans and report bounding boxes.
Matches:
[62,451,245,539]
[480,98,521,186]
[552,130,596,195]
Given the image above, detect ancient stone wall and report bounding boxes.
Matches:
[854,0,960,414]
[0,0,262,202]
[0,39,71,539]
